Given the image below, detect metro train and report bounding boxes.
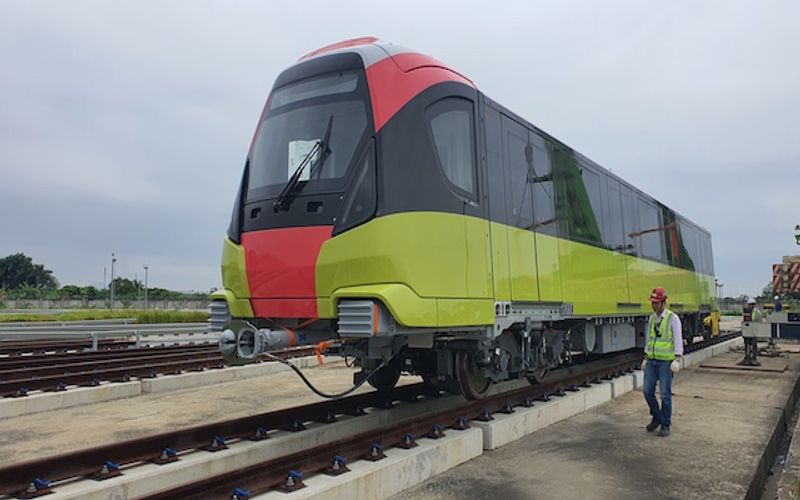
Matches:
[213,37,716,399]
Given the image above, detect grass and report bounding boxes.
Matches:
[0,309,208,323]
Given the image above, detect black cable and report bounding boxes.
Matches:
[260,351,388,399]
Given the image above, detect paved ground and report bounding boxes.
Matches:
[398,348,798,500]
[0,360,420,464]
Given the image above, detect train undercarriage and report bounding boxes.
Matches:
[218,300,710,400]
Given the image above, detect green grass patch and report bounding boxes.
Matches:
[134,310,208,324]
[0,309,208,323]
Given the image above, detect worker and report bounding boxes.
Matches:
[642,287,683,437]
[775,295,783,312]
[747,297,763,322]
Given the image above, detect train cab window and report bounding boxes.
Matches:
[427,98,477,198]
[638,199,663,261]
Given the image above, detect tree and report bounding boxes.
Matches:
[109,277,142,299]
[0,253,58,290]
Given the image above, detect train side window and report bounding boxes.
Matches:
[638,199,663,261]
[621,187,638,255]
[427,98,477,199]
[502,115,533,229]
[677,218,698,271]
[581,166,606,240]
[485,106,507,223]
[530,132,556,236]
[606,178,625,251]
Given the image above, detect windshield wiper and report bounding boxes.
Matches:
[273,115,334,212]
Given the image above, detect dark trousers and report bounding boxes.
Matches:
[643,359,673,426]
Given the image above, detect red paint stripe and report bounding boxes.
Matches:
[242,226,332,298]
[366,52,476,132]
[299,36,379,61]
[251,299,319,319]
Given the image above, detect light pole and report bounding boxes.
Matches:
[143,265,149,310]
[110,253,117,310]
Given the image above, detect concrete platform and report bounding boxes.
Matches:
[399,349,800,500]
[0,356,326,419]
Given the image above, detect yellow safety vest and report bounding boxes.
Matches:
[647,310,676,361]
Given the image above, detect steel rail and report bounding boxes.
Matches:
[0,344,216,371]
[0,346,318,398]
[0,348,222,380]
[0,339,134,356]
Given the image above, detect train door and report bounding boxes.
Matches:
[484,104,511,302]
[620,186,643,308]
[529,131,562,302]
[501,114,538,302]
[605,177,631,307]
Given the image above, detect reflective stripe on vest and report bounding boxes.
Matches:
[647,310,675,361]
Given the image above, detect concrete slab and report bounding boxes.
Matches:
[0,381,141,419]
[253,428,483,500]
[700,355,788,373]
[399,351,800,500]
[473,384,612,451]
[607,374,634,398]
[632,370,644,390]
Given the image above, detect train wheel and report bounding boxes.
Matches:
[455,351,491,400]
[367,358,401,392]
[526,366,550,385]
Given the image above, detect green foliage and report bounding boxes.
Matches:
[0,309,208,323]
[134,310,208,323]
[0,253,58,290]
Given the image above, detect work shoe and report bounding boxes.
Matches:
[646,418,661,432]
[658,425,671,437]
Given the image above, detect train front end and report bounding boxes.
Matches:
[210,37,488,393]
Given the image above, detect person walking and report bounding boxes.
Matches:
[642,287,683,437]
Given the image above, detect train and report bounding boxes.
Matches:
[212,37,716,399]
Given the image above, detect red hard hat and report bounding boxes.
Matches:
[649,287,667,303]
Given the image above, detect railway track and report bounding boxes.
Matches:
[0,332,740,498]
[0,344,316,398]
[0,339,134,356]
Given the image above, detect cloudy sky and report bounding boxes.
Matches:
[1,1,798,296]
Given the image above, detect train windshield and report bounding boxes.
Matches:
[247,71,370,201]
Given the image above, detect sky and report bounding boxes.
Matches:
[0,1,798,296]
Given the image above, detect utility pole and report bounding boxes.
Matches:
[143,265,149,310]
[110,253,117,310]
